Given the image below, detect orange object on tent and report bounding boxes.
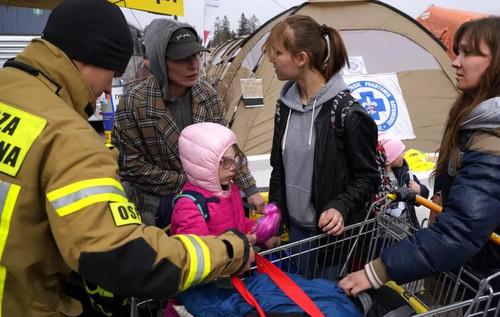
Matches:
[417,5,487,59]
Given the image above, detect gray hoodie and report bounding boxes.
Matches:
[461,97,500,130]
[280,73,349,228]
[144,18,196,101]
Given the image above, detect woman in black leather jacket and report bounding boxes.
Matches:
[264,15,379,244]
[264,15,379,278]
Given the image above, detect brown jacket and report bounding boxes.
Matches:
[0,39,249,317]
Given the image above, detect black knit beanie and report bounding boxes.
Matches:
[42,0,133,74]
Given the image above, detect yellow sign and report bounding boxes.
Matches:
[0,102,47,177]
[109,201,142,226]
[111,0,184,16]
[404,149,435,172]
[0,0,184,15]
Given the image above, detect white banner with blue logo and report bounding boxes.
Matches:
[344,73,416,140]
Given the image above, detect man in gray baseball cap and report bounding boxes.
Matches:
[113,19,265,227]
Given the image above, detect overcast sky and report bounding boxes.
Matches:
[123,0,500,34]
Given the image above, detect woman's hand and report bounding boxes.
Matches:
[318,208,344,235]
[338,270,373,296]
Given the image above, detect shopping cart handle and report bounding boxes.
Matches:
[414,195,442,213]
[489,232,500,245]
[389,192,500,246]
[389,188,442,213]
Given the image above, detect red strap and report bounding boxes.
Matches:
[231,276,266,317]
[255,253,325,317]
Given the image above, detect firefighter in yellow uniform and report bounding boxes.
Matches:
[0,0,252,316]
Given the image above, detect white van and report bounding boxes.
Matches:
[0,35,36,67]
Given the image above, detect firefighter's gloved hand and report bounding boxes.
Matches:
[392,187,417,203]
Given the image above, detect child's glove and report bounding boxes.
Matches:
[392,187,417,203]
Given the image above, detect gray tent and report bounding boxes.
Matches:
[207,0,458,155]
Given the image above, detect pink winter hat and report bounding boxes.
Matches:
[380,138,406,166]
[179,122,237,194]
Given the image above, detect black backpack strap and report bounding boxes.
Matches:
[172,190,219,223]
[330,90,358,149]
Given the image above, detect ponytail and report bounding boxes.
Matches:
[264,15,350,80]
[321,25,349,79]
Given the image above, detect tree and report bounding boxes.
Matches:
[212,15,235,47]
[237,13,260,36]
[212,17,222,47]
[210,13,260,48]
[248,14,260,33]
[237,13,250,36]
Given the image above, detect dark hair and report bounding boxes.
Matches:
[435,16,500,176]
[263,14,349,80]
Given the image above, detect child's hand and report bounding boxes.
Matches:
[263,236,281,249]
[408,180,421,194]
[245,233,256,245]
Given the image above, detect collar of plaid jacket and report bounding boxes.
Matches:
[134,76,224,121]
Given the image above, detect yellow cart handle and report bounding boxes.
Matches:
[388,193,500,245]
[385,281,428,314]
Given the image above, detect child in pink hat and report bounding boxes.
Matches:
[382,138,406,169]
[170,122,280,246]
[166,123,280,316]
[380,137,430,229]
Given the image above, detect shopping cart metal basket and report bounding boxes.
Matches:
[252,197,500,317]
[130,196,500,316]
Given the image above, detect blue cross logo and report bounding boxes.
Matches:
[349,80,399,132]
[359,91,385,120]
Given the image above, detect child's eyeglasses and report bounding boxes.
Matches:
[220,156,243,170]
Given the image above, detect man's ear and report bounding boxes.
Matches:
[73,60,86,72]
[294,51,309,68]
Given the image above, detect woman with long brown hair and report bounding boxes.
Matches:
[340,16,500,296]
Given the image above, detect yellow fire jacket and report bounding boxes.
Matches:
[0,39,249,316]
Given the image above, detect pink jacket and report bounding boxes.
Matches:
[171,122,255,235]
[170,182,255,235]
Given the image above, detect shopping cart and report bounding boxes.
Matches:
[252,196,500,316]
[130,196,500,316]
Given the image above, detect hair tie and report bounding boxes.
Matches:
[321,24,331,65]
[320,24,329,36]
